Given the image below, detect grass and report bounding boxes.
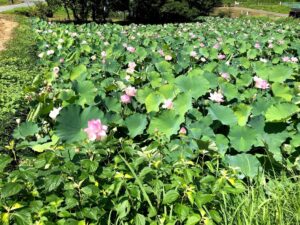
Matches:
[0,16,40,144]
[0,0,22,6]
[240,3,291,14]
[221,175,300,225]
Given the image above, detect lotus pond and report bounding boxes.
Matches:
[1,17,300,224]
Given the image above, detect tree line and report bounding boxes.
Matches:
[45,0,222,23]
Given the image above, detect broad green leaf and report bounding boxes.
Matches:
[159,84,178,99]
[70,64,87,80]
[135,214,146,225]
[272,83,293,102]
[12,210,32,225]
[186,214,201,225]
[155,61,172,73]
[1,183,23,198]
[173,93,193,116]
[268,65,293,82]
[208,104,237,126]
[75,81,97,106]
[265,103,299,122]
[125,114,148,138]
[226,153,260,178]
[229,125,257,152]
[175,69,210,99]
[162,190,179,204]
[0,154,12,172]
[145,92,164,112]
[45,175,63,191]
[148,110,185,139]
[13,122,39,140]
[234,103,252,126]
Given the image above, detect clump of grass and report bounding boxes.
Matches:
[221,175,300,225]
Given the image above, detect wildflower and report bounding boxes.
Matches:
[121,94,131,104]
[59,58,65,63]
[47,50,54,55]
[268,43,273,48]
[179,127,187,135]
[190,51,197,57]
[158,49,165,56]
[125,86,137,97]
[209,91,224,103]
[162,99,173,109]
[38,52,44,58]
[91,55,97,61]
[53,67,60,74]
[126,67,135,74]
[200,57,207,62]
[213,43,220,49]
[253,76,270,90]
[200,43,205,48]
[165,55,172,61]
[218,54,226,60]
[16,118,21,125]
[49,107,62,120]
[84,119,108,141]
[101,51,107,58]
[104,41,109,46]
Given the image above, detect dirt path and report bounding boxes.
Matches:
[0,16,18,51]
[215,7,288,18]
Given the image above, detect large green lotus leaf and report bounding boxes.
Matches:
[229,125,257,152]
[75,80,97,106]
[70,64,87,81]
[145,92,164,113]
[155,61,172,73]
[226,154,260,178]
[215,134,229,156]
[262,131,289,162]
[252,98,272,116]
[173,93,193,117]
[188,119,214,139]
[175,69,210,99]
[125,114,148,138]
[105,97,122,113]
[159,84,179,99]
[55,105,104,142]
[265,103,299,122]
[136,87,153,104]
[136,47,147,59]
[220,83,239,101]
[148,71,162,88]
[271,83,293,102]
[269,65,293,82]
[148,110,185,139]
[233,103,252,126]
[208,104,237,126]
[13,122,40,140]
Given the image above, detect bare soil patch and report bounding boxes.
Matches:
[0,15,18,51]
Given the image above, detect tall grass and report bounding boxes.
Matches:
[221,175,300,225]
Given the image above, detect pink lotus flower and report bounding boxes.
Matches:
[127,46,136,53]
[59,58,65,63]
[84,119,108,141]
[253,76,270,90]
[121,94,131,104]
[200,43,205,48]
[268,43,273,48]
[158,49,165,56]
[125,86,137,97]
[49,107,62,120]
[209,91,224,103]
[220,72,230,80]
[291,57,298,63]
[165,55,172,61]
[190,51,197,57]
[282,56,290,62]
[213,43,220,49]
[128,62,136,69]
[126,67,135,74]
[179,127,187,135]
[162,99,173,109]
[47,50,54,55]
[218,54,226,60]
[254,43,261,49]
